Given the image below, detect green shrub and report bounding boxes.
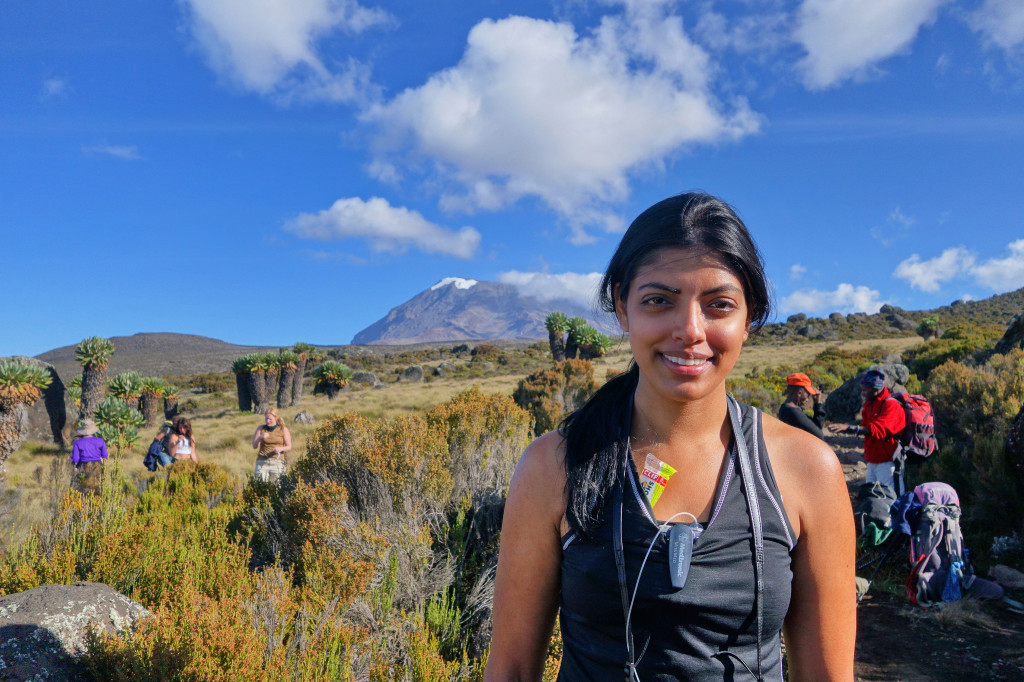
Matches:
[903,323,1003,380]
[922,348,1024,545]
[513,359,598,436]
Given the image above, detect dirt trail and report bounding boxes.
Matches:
[827,435,1024,681]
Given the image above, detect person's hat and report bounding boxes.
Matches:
[76,419,98,436]
[860,369,887,389]
[785,372,818,395]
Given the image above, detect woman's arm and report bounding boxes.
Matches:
[279,426,292,455]
[769,420,856,681]
[484,432,566,681]
[252,426,264,450]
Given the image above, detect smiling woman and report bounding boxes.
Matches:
[485,193,856,682]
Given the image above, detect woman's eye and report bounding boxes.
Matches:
[708,299,737,313]
[641,295,669,306]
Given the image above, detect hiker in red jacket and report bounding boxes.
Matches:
[828,369,905,490]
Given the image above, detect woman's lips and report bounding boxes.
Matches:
[660,353,711,375]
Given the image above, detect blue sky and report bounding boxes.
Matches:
[4,0,1024,357]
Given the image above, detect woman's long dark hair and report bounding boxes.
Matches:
[560,192,771,538]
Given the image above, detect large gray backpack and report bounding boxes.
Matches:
[906,482,1003,606]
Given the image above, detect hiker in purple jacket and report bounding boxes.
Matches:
[71,419,108,493]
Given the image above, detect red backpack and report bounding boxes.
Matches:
[889,392,938,465]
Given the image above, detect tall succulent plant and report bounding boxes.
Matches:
[291,342,317,405]
[139,376,167,427]
[108,371,144,410]
[545,311,568,362]
[75,336,115,420]
[312,360,352,400]
[232,355,255,412]
[276,351,300,408]
[565,316,588,360]
[0,360,53,480]
[247,353,272,414]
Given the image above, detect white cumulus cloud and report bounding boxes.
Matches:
[782,283,885,315]
[497,270,603,309]
[364,7,759,242]
[179,0,391,102]
[789,264,807,279]
[968,0,1024,53]
[971,239,1024,292]
[285,197,481,259]
[893,246,975,292]
[892,240,1024,293]
[794,0,948,89]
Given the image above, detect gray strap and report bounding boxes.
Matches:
[727,395,765,681]
[612,473,635,680]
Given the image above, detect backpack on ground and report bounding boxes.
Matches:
[144,439,164,472]
[888,392,938,465]
[901,482,1003,607]
[854,481,896,545]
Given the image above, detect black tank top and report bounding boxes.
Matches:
[558,398,796,681]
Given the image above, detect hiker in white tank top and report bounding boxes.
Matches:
[167,417,197,462]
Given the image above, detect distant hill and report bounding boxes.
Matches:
[35,333,277,381]
[750,287,1024,345]
[352,278,620,345]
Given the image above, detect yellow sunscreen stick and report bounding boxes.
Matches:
[639,453,676,508]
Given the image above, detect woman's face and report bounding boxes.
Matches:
[265,413,278,427]
[615,247,749,406]
[176,422,187,434]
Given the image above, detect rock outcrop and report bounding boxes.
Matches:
[0,582,149,681]
[993,312,1024,355]
[824,360,910,423]
[433,361,455,378]
[0,356,69,447]
[351,371,380,387]
[399,366,424,383]
[294,410,315,425]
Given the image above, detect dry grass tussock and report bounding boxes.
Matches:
[910,597,999,630]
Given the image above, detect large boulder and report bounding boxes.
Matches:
[1,356,69,447]
[993,312,1024,355]
[432,361,456,378]
[399,365,424,383]
[350,371,380,388]
[293,410,315,425]
[0,582,149,681]
[787,313,807,323]
[824,362,910,423]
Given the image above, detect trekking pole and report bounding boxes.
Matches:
[857,535,905,604]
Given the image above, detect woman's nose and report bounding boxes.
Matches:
[672,301,706,344]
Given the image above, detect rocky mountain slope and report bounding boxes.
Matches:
[351,278,620,345]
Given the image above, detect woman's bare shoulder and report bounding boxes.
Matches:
[760,412,847,531]
[507,430,568,529]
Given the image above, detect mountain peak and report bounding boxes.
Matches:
[431,277,479,291]
[352,279,617,345]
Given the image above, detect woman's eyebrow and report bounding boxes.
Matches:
[636,282,680,294]
[704,284,744,295]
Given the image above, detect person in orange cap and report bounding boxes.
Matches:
[778,372,826,439]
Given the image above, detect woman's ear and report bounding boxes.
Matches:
[613,284,628,333]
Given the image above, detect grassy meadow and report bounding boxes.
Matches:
[1,334,916,551]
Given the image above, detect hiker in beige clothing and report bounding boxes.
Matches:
[252,408,291,483]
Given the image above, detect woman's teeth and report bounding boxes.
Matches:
[665,355,705,366]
